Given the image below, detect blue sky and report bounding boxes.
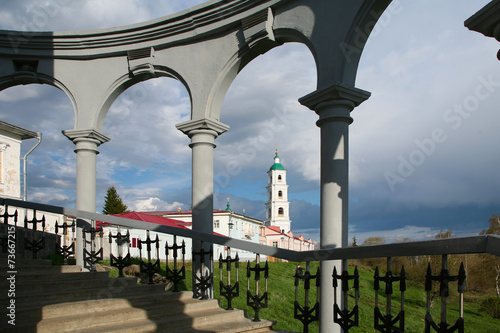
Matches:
[0,0,499,244]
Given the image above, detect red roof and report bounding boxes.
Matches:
[268,226,281,233]
[97,211,189,229]
[98,211,227,238]
[143,209,228,216]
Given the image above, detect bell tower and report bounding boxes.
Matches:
[265,149,291,233]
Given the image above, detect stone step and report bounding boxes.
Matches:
[7,278,163,307]
[16,291,204,322]
[72,308,258,333]
[1,264,82,274]
[10,300,241,333]
[0,255,53,267]
[39,300,225,332]
[3,274,136,297]
[0,270,109,287]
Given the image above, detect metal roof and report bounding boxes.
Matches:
[0,120,39,140]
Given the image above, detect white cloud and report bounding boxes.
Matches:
[350,225,442,245]
[130,197,185,212]
[0,85,40,102]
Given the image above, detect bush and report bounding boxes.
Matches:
[480,296,500,319]
[43,253,64,265]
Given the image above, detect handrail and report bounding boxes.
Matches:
[2,197,499,262]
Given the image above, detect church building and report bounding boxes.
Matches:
[265,149,291,234]
[260,150,313,252]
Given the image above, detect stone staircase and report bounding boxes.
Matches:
[0,255,275,332]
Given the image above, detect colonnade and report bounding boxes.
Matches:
[0,1,397,331]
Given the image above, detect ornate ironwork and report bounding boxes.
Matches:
[192,240,213,299]
[425,255,466,333]
[333,261,359,332]
[109,228,131,278]
[24,210,46,259]
[165,235,186,292]
[294,262,320,333]
[1,205,18,224]
[219,247,239,310]
[55,216,75,265]
[1,205,17,253]
[246,254,269,322]
[138,231,161,284]
[83,221,103,271]
[374,257,406,333]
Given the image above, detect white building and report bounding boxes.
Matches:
[0,120,40,200]
[147,150,314,260]
[265,149,291,234]
[262,150,313,254]
[148,202,263,261]
[0,121,64,229]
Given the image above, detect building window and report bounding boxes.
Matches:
[278,175,282,182]
[272,241,278,247]
[278,207,284,216]
[130,238,138,248]
[278,190,283,199]
[214,220,220,229]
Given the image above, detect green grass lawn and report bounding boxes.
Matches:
[100,258,499,332]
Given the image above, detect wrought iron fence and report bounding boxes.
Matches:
[1,197,499,332]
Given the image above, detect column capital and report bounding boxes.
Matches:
[299,83,371,126]
[62,128,110,154]
[176,118,230,138]
[62,128,111,146]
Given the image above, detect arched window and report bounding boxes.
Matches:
[278,207,284,216]
[278,190,283,199]
[278,175,282,182]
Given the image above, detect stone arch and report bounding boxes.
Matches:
[95,65,191,130]
[0,74,77,124]
[205,32,316,121]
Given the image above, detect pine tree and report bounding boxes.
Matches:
[102,186,128,215]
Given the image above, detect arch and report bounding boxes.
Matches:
[0,74,77,123]
[278,207,284,216]
[278,190,283,199]
[95,65,192,130]
[205,31,317,121]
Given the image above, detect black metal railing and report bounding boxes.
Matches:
[1,197,499,332]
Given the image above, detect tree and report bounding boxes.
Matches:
[362,236,386,246]
[102,186,128,215]
[435,229,453,239]
[479,214,500,297]
[480,214,500,235]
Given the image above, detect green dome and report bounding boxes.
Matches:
[269,162,285,171]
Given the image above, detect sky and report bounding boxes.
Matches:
[0,0,499,244]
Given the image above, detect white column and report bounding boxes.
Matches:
[176,118,229,298]
[63,129,110,270]
[300,83,370,333]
